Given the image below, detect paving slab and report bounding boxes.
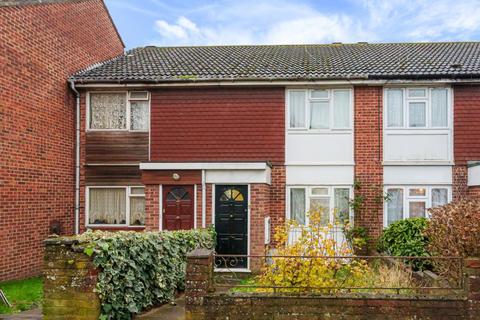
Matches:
[135,295,186,320]
[0,308,42,320]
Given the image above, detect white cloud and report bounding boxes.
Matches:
[151,0,480,46]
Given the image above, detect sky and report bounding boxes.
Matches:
[104,0,480,49]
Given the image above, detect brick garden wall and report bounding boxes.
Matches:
[43,238,100,319]
[0,0,124,280]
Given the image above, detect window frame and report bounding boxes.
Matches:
[286,89,353,132]
[384,87,451,130]
[383,185,451,227]
[286,185,353,226]
[86,91,150,132]
[85,186,146,228]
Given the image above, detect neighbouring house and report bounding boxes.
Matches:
[68,43,480,270]
[0,0,124,281]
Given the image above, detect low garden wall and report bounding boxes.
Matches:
[185,250,480,320]
[43,229,215,320]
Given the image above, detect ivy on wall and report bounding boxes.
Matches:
[79,228,215,320]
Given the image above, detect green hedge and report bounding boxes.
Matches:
[377,217,430,269]
[79,228,215,320]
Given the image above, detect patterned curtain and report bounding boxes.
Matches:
[90,93,126,129]
[89,188,126,224]
[130,101,149,130]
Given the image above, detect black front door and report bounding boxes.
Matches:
[215,185,248,268]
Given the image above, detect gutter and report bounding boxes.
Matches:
[72,77,480,88]
[69,80,80,235]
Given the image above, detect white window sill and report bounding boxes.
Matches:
[214,268,251,273]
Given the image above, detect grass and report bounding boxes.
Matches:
[0,277,43,314]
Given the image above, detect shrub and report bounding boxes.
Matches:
[257,209,370,292]
[377,218,430,270]
[80,227,215,320]
[425,199,480,279]
[377,217,429,257]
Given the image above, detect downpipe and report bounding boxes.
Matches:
[69,80,80,235]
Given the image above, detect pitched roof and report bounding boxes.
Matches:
[71,42,480,83]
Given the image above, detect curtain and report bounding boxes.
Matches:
[89,188,126,224]
[387,188,403,226]
[310,101,329,129]
[431,89,448,127]
[130,197,145,226]
[290,188,306,225]
[310,198,330,226]
[334,188,350,224]
[409,102,426,127]
[289,91,306,128]
[90,93,126,129]
[130,101,149,130]
[409,201,426,218]
[432,188,448,207]
[387,89,403,127]
[333,90,350,128]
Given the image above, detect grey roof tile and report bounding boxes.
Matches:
[71,42,480,83]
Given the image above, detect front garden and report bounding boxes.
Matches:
[217,199,480,296]
[39,198,480,319]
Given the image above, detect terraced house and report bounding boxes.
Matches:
[68,43,480,268]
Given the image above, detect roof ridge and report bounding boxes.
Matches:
[136,41,480,50]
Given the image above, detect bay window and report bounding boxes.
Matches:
[288,186,352,226]
[87,186,145,226]
[385,87,450,129]
[88,91,149,131]
[385,186,450,226]
[288,89,352,130]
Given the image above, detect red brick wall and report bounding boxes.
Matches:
[354,86,384,239]
[250,184,270,257]
[150,87,285,165]
[0,0,124,280]
[453,165,468,200]
[269,166,286,238]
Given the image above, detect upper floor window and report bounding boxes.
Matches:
[288,89,352,131]
[88,91,149,131]
[385,88,449,129]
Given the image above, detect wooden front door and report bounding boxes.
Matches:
[215,185,248,268]
[163,185,194,230]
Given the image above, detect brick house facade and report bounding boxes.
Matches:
[0,0,124,281]
[68,43,480,271]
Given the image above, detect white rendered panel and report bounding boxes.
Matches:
[384,166,452,185]
[286,166,354,185]
[286,133,353,164]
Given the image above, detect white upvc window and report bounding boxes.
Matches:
[86,186,146,227]
[287,89,352,131]
[385,87,450,129]
[87,91,150,131]
[384,186,451,226]
[287,186,353,226]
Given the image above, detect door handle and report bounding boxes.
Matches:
[176,216,180,219]
[229,214,233,218]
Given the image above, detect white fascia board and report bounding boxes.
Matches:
[139,162,269,170]
[74,78,480,89]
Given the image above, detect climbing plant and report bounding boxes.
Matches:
[80,228,215,320]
